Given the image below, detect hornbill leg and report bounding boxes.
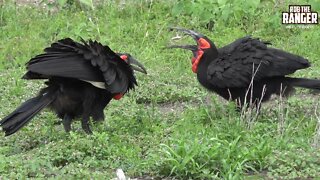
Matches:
[81,115,92,134]
[62,114,72,132]
[91,95,112,122]
[91,110,105,122]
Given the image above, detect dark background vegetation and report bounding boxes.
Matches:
[0,0,320,179]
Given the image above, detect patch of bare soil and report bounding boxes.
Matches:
[156,101,198,114]
[148,95,217,115]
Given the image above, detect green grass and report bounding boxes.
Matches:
[1,0,320,179]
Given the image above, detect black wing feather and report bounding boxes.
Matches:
[207,36,310,88]
[24,38,136,94]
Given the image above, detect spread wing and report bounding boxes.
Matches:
[23,38,137,94]
[207,36,310,88]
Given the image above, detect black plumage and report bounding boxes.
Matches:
[0,38,147,136]
[169,27,320,108]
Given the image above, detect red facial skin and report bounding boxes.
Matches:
[113,55,128,100]
[120,55,128,61]
[192,38,211,73]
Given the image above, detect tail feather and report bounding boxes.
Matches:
[287,77,320,90]
[0,90,57,136]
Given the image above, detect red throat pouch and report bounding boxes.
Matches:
[113,93,123,100]
[192,38,210,73]
[192,57,196,64]
[192,50,204,73]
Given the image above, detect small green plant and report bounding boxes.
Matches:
[157,112,274,179]
[268,149,320,178]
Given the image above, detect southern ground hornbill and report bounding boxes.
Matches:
[168,27,320,109]
[0,38,147,136]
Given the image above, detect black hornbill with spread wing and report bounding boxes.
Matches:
[0,38,147,136]
[168,27,320,108]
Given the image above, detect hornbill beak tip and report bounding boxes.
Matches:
[128,57,147,74]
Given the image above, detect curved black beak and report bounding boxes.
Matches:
[128,56,147,74]
[167,44,198,51]
[167,44,198,57]
[167,27,205,55]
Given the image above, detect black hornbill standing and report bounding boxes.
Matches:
[0,38,147,136]
[168,27,320,108]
